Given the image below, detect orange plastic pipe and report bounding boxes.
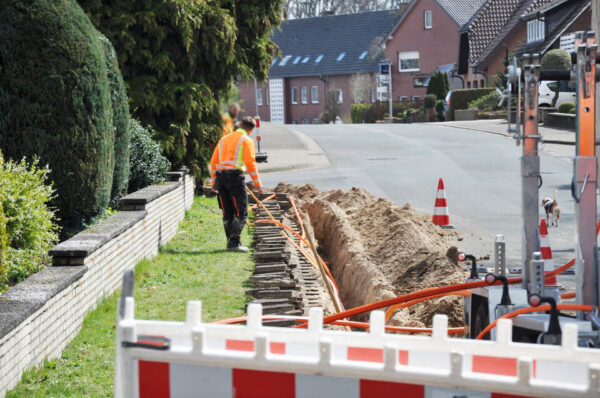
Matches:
[213,315,466,335]
[475,304,594,340]
[250,193,276,210]
[385,290,471,321]
[561,291,576,300]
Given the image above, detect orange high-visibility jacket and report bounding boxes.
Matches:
[221,112,235,136]
[210,128,261,188]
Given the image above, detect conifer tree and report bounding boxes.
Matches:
[79,0,285,177]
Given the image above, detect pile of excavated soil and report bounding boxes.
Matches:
[273,183,468,327]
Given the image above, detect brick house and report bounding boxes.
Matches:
[383,0,486,100]
[237,10,404,124]
[458,0,590,89]
[518,0,591,57]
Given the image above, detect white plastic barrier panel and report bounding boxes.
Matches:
[115,299,600,398]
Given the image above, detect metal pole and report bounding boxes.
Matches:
[254,78,259,117]
[388,62,393,123]
[521,54,541,290]
[573,32,599,307]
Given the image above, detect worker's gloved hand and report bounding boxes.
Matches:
[257,186,264,195]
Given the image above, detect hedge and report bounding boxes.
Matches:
[449,88,495,119]
[558,102,575,113]
[100,34,131,205]
[0,0,128,236]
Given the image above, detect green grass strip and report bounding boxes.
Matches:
[8,196,254,397]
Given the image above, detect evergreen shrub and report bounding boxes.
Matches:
[128,120,171,194]
[0,0,126,235]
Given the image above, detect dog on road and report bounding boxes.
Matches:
[541,192,560,227]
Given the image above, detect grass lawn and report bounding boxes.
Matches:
[7,196,254,397]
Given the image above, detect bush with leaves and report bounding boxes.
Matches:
[424,94,437,109]
[468,91,503,111]
[0,0,131,236]
[426,71,450,101]
[0,153,58,292]
[558,102,576,114]
[436,100,445,121]
[128,120,172,194]
[79,0,285,179]
[320,91,341,124]
[351,104,369,123]
[541,49,572,107]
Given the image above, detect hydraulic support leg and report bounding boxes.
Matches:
[573,32,599,308]
[521,54,541,290]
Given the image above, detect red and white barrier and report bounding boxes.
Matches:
[115,300,600,398]
[432,178,452,228]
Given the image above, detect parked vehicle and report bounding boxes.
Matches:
[538,80,576,108]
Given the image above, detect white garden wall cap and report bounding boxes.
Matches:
[166,171,185,182]
[49,211,147,258]
[0,266,87,339]
[120,181,180,206]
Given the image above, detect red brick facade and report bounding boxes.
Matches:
[238,74,376,124]
[384,0,461,100]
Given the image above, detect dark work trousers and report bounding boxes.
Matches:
[215,170,248,247]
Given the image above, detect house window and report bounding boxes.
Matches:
[302,119,308,124]
[336,52,345,62]
[301,87,307,104]
[413,77,428,88]
[336,89,343,104]
[467,81,471,88]
[399,51,419,72]
[291,87,298,104]
[279,55,292,66]
[399,96,409,101]
[424,10,432,29]
[371,87,375,103]
[473,80,478,88]
[293,120,298,124]
[412,96,420,101]
[311,86,319,104]
[527,18,545,43]
[480,79,485,88]
[359,51,368,60]
[257,89,263,106]
[312,118,320,124]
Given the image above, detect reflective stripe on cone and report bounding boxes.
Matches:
[539,219,556,285]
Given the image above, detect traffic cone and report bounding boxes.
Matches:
[432,178,453,228]
[539,219,556,285]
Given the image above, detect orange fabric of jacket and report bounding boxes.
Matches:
[210,128,261,188]
[221,113,235,136]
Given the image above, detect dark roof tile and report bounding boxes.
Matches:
[269,10,403,78]
[435,0,488,26]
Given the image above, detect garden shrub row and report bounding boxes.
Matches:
[449,88,495,118]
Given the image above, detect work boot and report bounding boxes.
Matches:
[227,243,249,253]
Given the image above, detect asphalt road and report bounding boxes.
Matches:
[260,123,581,288]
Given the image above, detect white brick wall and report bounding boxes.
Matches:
[0,174,195,397]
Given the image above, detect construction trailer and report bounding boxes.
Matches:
[465,31,600,347]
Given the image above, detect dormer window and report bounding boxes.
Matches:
[527,18,545,43]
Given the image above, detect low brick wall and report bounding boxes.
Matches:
[0,171,194,396]
[544,112,576,131]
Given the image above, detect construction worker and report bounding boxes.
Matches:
[221,103,240,136]
[210,116,263,252]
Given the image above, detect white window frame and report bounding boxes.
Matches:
[527,18,545,43]
[370,87,375,103]
[301,87,307,104]
[311,86,319,104]
[336,89,343,104]
[424,10,432,29]
[257,88,263,106]
[399,51,420,72]
[291,87,298,105]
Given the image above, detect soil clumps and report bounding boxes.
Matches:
[273,183,468,327]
